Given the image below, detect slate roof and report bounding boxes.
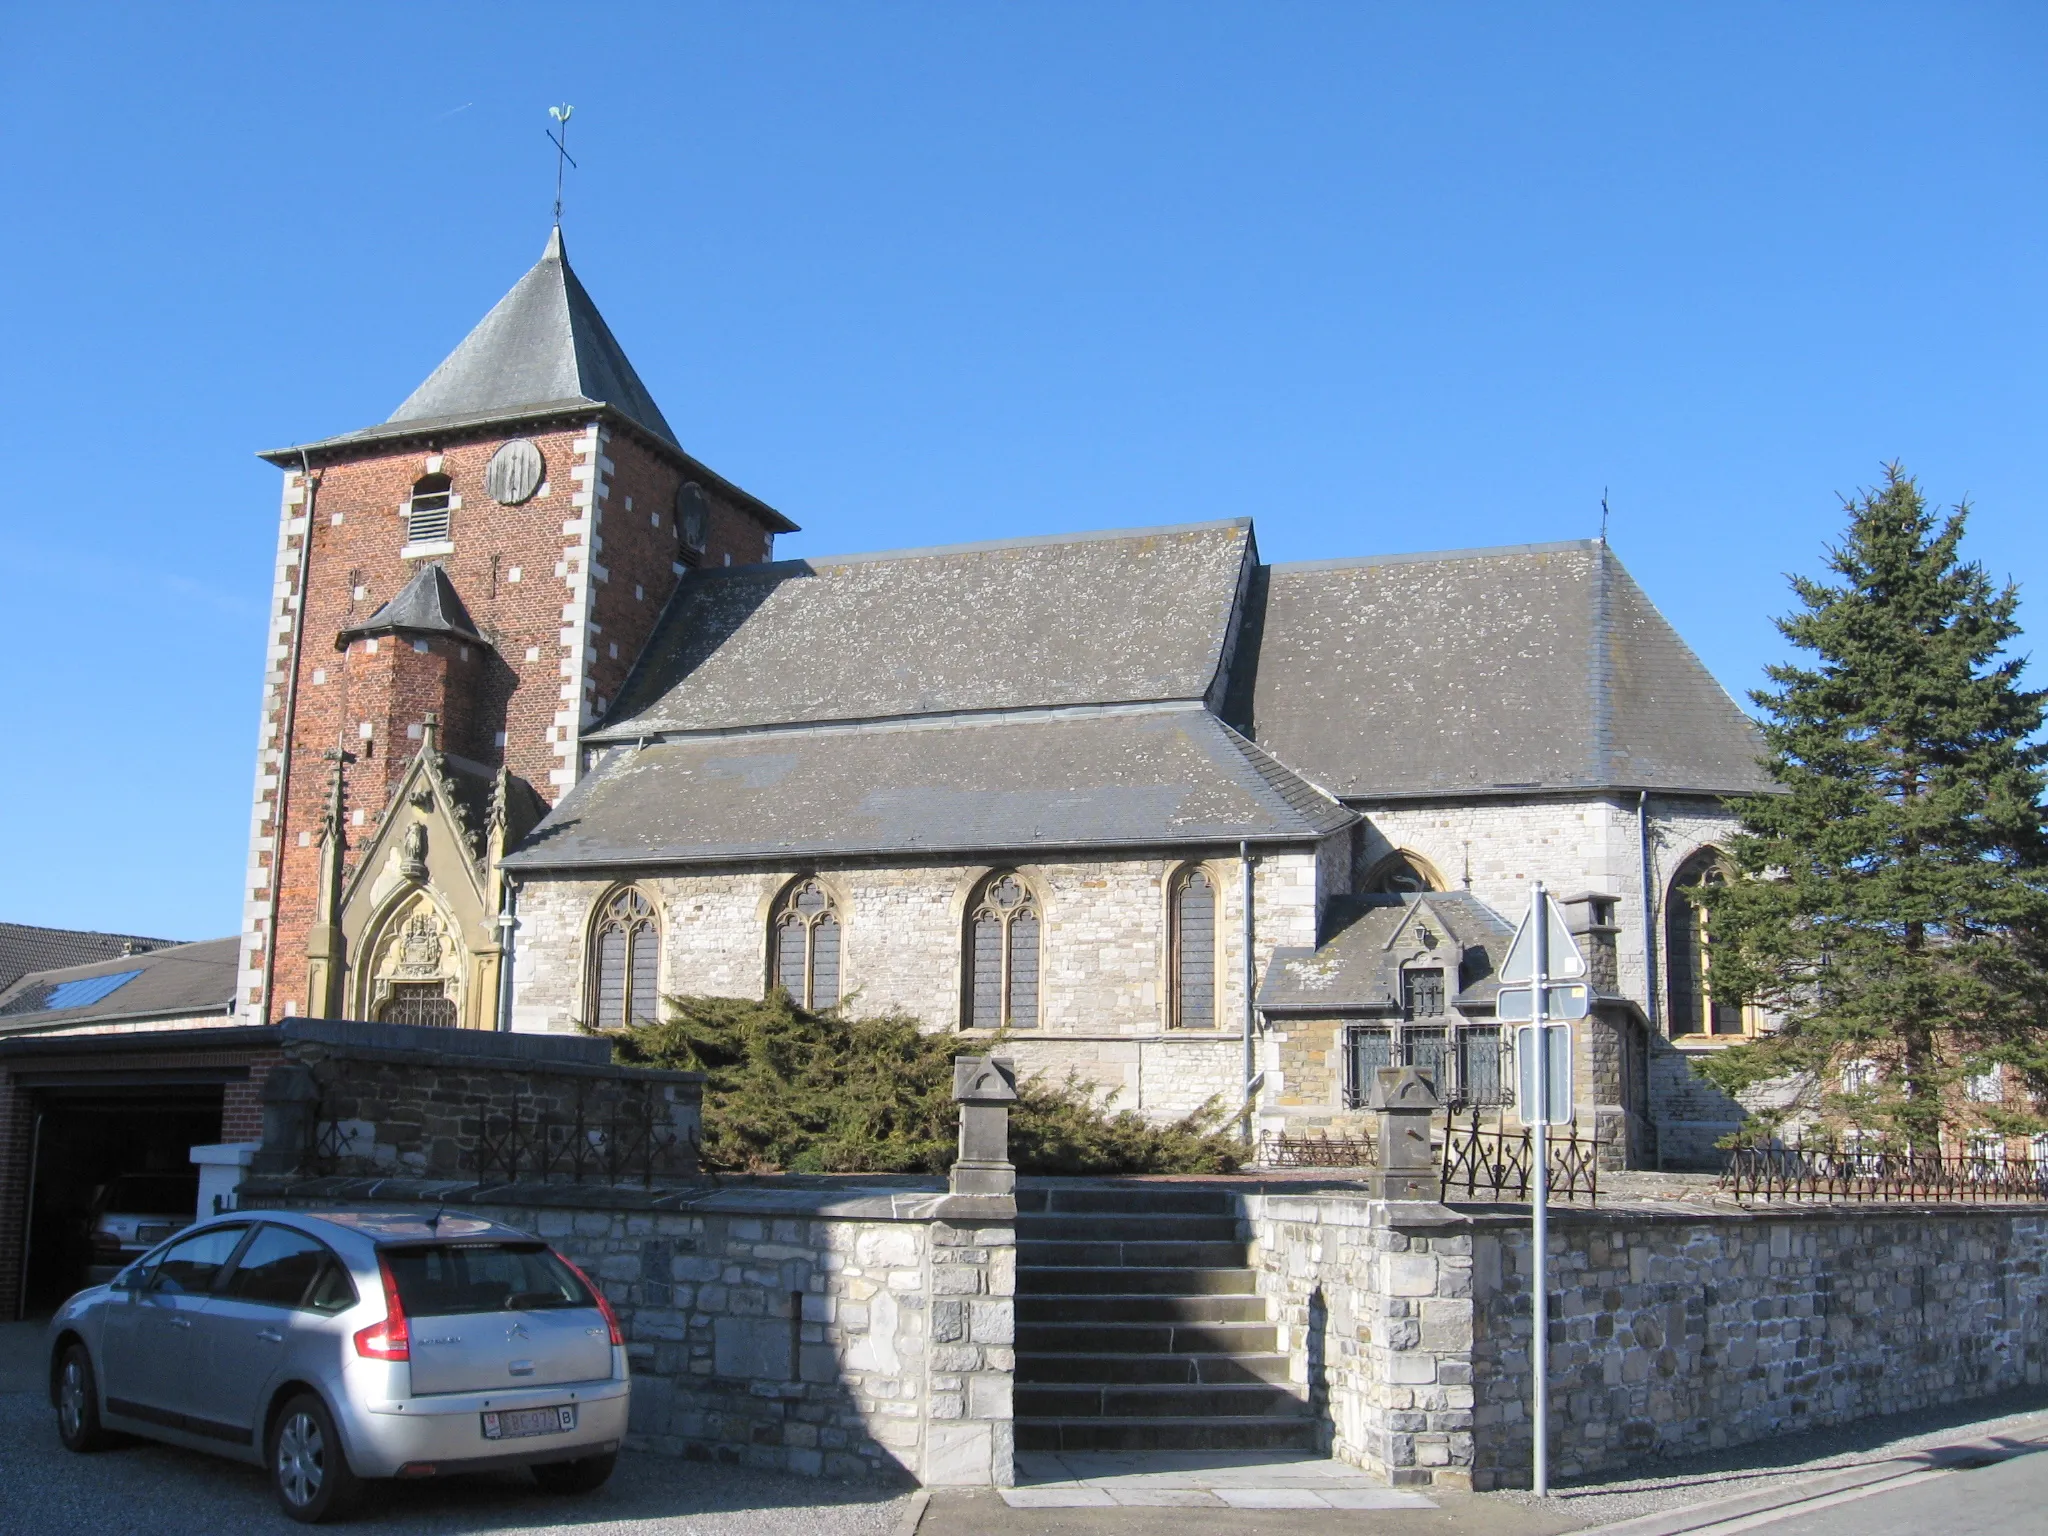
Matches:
[593,521,1254,740]
[506,706,1353,870]
[0,937,239,1034]
[1245,540,1773,799]
[337,563,489,649]
[1258,892,1516,1014]
[0,922,177,995]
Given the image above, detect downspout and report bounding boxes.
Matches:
[1637,791,1660,1031]
[260,454,319,1021]
[1241,839,1256,1146]
[495,877,520,1032]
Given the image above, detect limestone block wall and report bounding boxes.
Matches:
[1247,1192,2048,1492]
[512,842,1332,1122]
[245,1180,1015,1486]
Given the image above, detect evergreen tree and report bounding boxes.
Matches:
[1696,466,2048,1149]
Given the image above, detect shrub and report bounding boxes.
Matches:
[608,992,1244,1176]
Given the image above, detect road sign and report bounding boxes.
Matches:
[1495,982,1591,1022]
[1500,891,1585,982]
[1515,1022,1573,1125]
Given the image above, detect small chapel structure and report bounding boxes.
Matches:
[239,230,1771,1168]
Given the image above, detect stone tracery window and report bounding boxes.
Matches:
[773,878,842,1010]
[591,886,661,1030]
[1665,849,1752,1038]
[1170,866,1217,1029]
[967,872,1040,1030]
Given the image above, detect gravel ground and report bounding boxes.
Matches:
[1480,1386,2048,1529]
[0,1388,911,1536]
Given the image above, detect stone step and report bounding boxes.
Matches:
[1017,1214,1242,1245]
[1018,1292,1267,1325]
[1018,1238,1248,1269]
[1017,1265,1257,1296]
[1017,1351,1295,1387]
[1017,1319,1280,1355]
[1017,1382,1308,1419]
[1017,1185,1238,1216]
[1015,1416,1322,1453]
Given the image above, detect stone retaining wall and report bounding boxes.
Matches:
[243,1175,1015,1487]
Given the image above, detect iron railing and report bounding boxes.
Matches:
[472,1088,694,1187]
[1440,1111,1604,1203]
[1721,1139,2048,1205]
[1258,1129,1379,1167]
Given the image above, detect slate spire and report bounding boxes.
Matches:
[383,228,678,449]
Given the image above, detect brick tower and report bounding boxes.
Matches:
[238,228,795,1025]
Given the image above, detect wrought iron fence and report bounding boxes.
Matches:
[1721,1138,2048,1205]
[1439,1110,1604,1203]
[1257,1129,1379,1167]
[472,1087,694,1187]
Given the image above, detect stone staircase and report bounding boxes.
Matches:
[1013,1183,1320,1452]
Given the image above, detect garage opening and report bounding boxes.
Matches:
[21,1086,223,1314]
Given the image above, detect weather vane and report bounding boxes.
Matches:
[547,104,577,225]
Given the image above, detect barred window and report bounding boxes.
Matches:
[1171,867,1216,1028]
[591,887,660,1029]
[967,873,1039,1029]
[1402,967,1445,1018]
[379,982,456,1029]
[1459,1026,1510,1107]
[1347,1026,1395,1108]
[773,878,842,1010]
[1405,1026,1450,1094]
[407,474,453,544]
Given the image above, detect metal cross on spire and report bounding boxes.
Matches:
[547,104,578,225]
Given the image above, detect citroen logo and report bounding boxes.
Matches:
[507,1322,529,1342]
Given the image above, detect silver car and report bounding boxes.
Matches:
[45,1208,631,1522]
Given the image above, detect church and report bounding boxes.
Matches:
[236,230,1769,1169]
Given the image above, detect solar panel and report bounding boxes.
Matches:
[0,967,144,1016]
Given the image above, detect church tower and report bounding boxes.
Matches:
[237,229,796,1025]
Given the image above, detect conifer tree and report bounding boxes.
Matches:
[1696,466,2048,1149]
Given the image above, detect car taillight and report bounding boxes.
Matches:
[555,1250,623,1345]
[353,1254,410,1361]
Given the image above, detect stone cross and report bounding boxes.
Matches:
[950,1055,1018,1196]
[1364,1064,1443,1201]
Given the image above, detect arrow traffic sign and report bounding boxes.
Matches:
[1495,981,1591,1022]
[1499,890,1586,983]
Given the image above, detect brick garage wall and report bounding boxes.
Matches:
[512,845,1329,1123]
[1246,1192,2048,1492]
[0,1067,34,1312]
[245,1181,1015,1486]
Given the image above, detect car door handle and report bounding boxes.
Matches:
[169,1317,192,1330]
[256,1328,285,1343]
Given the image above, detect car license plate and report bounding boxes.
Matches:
[482,1405,575,1440]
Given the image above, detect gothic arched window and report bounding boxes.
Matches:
[407,474,453,544]
[1170,866,1217,1029]
[773,878,842,1010]
[591,887,660,1030]
[967,873,1040,1030]
[1666,849,1749,1038]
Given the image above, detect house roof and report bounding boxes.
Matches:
[336,563,489,649]
[1258,891,1515,1014]
[0,922,177,995]
[507,705,1352,870]
[1245,540,1773,800]
[592,521,1254,741]
[0,936,239,1034]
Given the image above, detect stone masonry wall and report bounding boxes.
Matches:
[245,1180,1014,1486]
[1247,1191,2048,1492]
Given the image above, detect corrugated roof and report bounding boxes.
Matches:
[1246,541,1772,799]
[0,922,177,995]
[595,522,1254,739]
[337,563,487,648]
[0,937,239,1033]
[507,705,1352,870]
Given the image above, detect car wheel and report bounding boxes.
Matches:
[532,1452,617,1494]
[55,1344,113,1453]
[269,1393,360,1524]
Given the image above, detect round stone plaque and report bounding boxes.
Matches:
[486,439,545,504]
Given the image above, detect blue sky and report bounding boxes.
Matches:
[1,4,2043,941]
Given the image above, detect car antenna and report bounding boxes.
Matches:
[430,1198,446,1232]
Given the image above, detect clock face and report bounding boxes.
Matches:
[487,439,546,505]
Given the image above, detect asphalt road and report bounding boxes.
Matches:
[0,1323,909,1536]
[1750,1442,2048,1535]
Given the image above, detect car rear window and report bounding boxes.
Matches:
[381,1243,594,1318]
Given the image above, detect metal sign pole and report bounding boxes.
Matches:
[1531,881,1550,1498]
